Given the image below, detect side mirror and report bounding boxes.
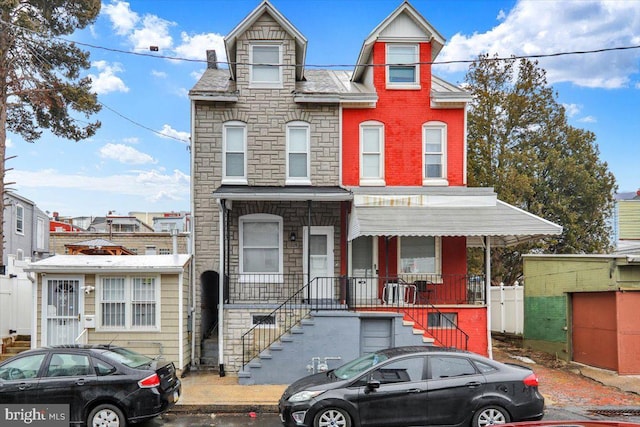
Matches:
[367,379,380,391]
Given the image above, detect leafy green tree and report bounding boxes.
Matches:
[0,0,101,263]
[465,54,616,285]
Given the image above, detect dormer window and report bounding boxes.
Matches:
[386,44,419,89]
[250,44,282,88]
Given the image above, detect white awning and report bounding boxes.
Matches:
[348,200,562,247]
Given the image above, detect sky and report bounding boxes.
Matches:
[6,0,640,218]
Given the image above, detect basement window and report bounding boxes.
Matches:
[252,314,276,327]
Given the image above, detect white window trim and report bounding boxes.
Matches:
[239,214,284,282]
[423,121,448,186]
[386,44,420,90]
[397,236,442,276]
[286,121,311,185]
[96,275,161,332]
[249,43,283,89]
[222,121,248,185]
[359,121,385,186]
[15,204,24,235]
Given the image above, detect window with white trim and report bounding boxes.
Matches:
[240,214,283,276]
[423,122,447,184]
[399,236,441,274]
[387,44,419,88]
[223,121,247,184]
[360,122,384,185]
[98,276,159,330]
[250,44,282,87]
[286,121,310,184]
[16,204,24,234]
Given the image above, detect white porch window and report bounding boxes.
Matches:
[286,121,310,184]
[399,236,441,275]
[360,122,385,186]
[240,214,283,277]
[387,44,419,89]
[223,121,247,184]
[98,276,160,330]
[250,44,282,88]
[423,122,448,185]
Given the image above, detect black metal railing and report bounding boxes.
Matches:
[238,274,481,369]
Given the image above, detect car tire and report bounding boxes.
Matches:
[314,407,352,427]
[472,405,511,427]
[88,403,127,427]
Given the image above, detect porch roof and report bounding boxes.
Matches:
[212,185,352,201]
[25,254,192,274]
[348,200,563,247]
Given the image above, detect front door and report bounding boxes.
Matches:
[44,278,83,346]
[350,236,378,302]
[303,226,334,300]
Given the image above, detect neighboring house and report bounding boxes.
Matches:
[613,190,640,253]
[152,213,190,233]
[190,0,562,384]
[24,254,192,371]
[64,238,135,255]
[522,254,640,375]
[89,215,154,233]
[3,192,50,268]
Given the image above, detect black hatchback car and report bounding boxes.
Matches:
[0,345,181,426]
[279,346,544,427]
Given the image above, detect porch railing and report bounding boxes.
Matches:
[239,274,481,369]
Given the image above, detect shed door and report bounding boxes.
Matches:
[572,292,617,371]
[360,318,392,355]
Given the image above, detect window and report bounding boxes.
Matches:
[423,122,447,184]
[387,44,419,88]
[37,217,45,249]
[45,353,92,377]
[399,236,440,274]
[286,121,310,184]
[16,204,24,234]
[360,122,384,185]
[427,312,457,329]
[0,353,46,380]
[240,214,283,276]
[223,121,247,184]
[252,314,276,326]
[429,355,476,379]
[99,276,160,330]
[250,44,282,87]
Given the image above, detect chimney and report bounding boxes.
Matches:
[207,50,218,69]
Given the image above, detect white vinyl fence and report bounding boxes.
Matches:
[0,256,33,345]
[490,284,524,335]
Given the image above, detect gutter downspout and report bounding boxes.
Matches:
[485,236,492,359]
[217,199,226,377]
[189,100,196,368]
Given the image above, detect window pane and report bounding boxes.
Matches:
[102,303,125,327]
[289,153,307,177]
[226,127,244,151]
[226,153,244,177]
[389,66,416,83]
[253,46,278,63]
[362,154,380,177]
[310,235,327,255]
[102,278,125,300]
[133,278,155,301]
[430,355,475,379]
[252,46,280,83]
[244,248,279,272]
[133,303,156,327]
[362,129,380,152]
[401,236,435,273]
[289,128,308,151]
[253,66,279,82]
[388,46,416,63]
[243,222,279,246]
[425,155,442,178]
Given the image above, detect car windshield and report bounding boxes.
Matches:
[333,353,388,380]
[101,347,155,369]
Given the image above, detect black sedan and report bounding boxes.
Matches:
[279,346,544,427]
[0,345,181,426]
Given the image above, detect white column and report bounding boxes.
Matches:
[485,236,492,359]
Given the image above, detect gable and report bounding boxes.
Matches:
[378,10,432,40]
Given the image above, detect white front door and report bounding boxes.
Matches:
[350,236,379,302]
[303,226,334,300]
[44,278,83,345]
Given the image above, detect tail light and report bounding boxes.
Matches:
[138,373,161,388]
[523,373,539,387]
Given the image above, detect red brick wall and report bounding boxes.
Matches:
[342,41,466,186]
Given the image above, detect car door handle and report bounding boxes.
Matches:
[18,384,30,391]
[76,379,86,386]
[406,388,422,393]
[466,381,482,388]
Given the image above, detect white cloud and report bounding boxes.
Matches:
[102,0,139,36]
[436,0,640,89]
[158,125,190,143]
[497,10,506,21]
[123,137,139,144]
[563,103,581,118]
[99,143,157,164]
[151,70,167,78]
[175,32,226,62]
[130,14,175,51]
[88,60,128,94]
[578,116,597,123]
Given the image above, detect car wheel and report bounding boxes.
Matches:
[472,405,511,427]
[314,407,352,427]
[88,404,126,427]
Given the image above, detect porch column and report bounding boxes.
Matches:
[217,199,226,376]
[485,236,492,359]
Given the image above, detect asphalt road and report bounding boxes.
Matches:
[138,407,640,426]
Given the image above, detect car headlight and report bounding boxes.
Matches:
[288,390,325,403]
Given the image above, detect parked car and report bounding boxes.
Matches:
[503,423,640,427]
[0,345,181,426]
[279,346,544,427]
